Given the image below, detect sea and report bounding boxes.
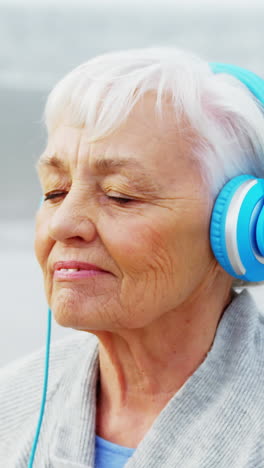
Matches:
[1,2,264,367]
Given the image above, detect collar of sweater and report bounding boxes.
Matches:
[46,289,263,467]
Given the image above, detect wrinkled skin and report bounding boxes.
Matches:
[35,93,232,446]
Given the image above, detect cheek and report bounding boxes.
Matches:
[168,206,214,285]
[101,215,174,277]
[34,210,52,271]
[102,205,212,287]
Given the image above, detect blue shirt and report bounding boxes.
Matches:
[95,435,135,468]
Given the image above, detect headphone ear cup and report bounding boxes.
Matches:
[210,175,264,281]
[256,206,264,257]
[210,175,252,277]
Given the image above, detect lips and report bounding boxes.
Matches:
[53,261,107,272]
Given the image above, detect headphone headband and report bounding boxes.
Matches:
[209,62,264,106]
[209,62,264,281]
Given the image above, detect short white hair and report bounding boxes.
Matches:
[45,46,264,197]
[44,47,264,288]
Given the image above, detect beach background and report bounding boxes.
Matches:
[1,0,264,367]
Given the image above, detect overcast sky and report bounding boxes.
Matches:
[0,0,263,6]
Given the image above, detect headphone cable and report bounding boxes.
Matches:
[28,307,52,468]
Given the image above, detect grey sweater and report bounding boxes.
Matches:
[1,289,264,467]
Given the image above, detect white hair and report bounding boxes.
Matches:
[45,46,264,198]
[44,47,264,288]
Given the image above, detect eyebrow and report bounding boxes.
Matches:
[36,154,68,172]
[36,153,141,173]
[36,152,162,195]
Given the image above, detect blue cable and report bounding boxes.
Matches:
[28,307,52,468]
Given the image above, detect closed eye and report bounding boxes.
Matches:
[44,191,67,201]
[43,191,134,205]
[106,195,134,204]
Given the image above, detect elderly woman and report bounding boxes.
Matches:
[1,47,264,468]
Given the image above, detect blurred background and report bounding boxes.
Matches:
[1,0,264,367]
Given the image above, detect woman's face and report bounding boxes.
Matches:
[35,93,216,331]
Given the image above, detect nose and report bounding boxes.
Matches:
[48,188,97,244]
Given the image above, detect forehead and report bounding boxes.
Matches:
[37,93,196,185]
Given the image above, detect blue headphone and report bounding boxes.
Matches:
[210,63,264,282]
[28,62,264,467]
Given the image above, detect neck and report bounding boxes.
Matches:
[94,270,233,447]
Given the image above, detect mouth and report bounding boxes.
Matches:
[53,261,107,273]
[53,261,110,281]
